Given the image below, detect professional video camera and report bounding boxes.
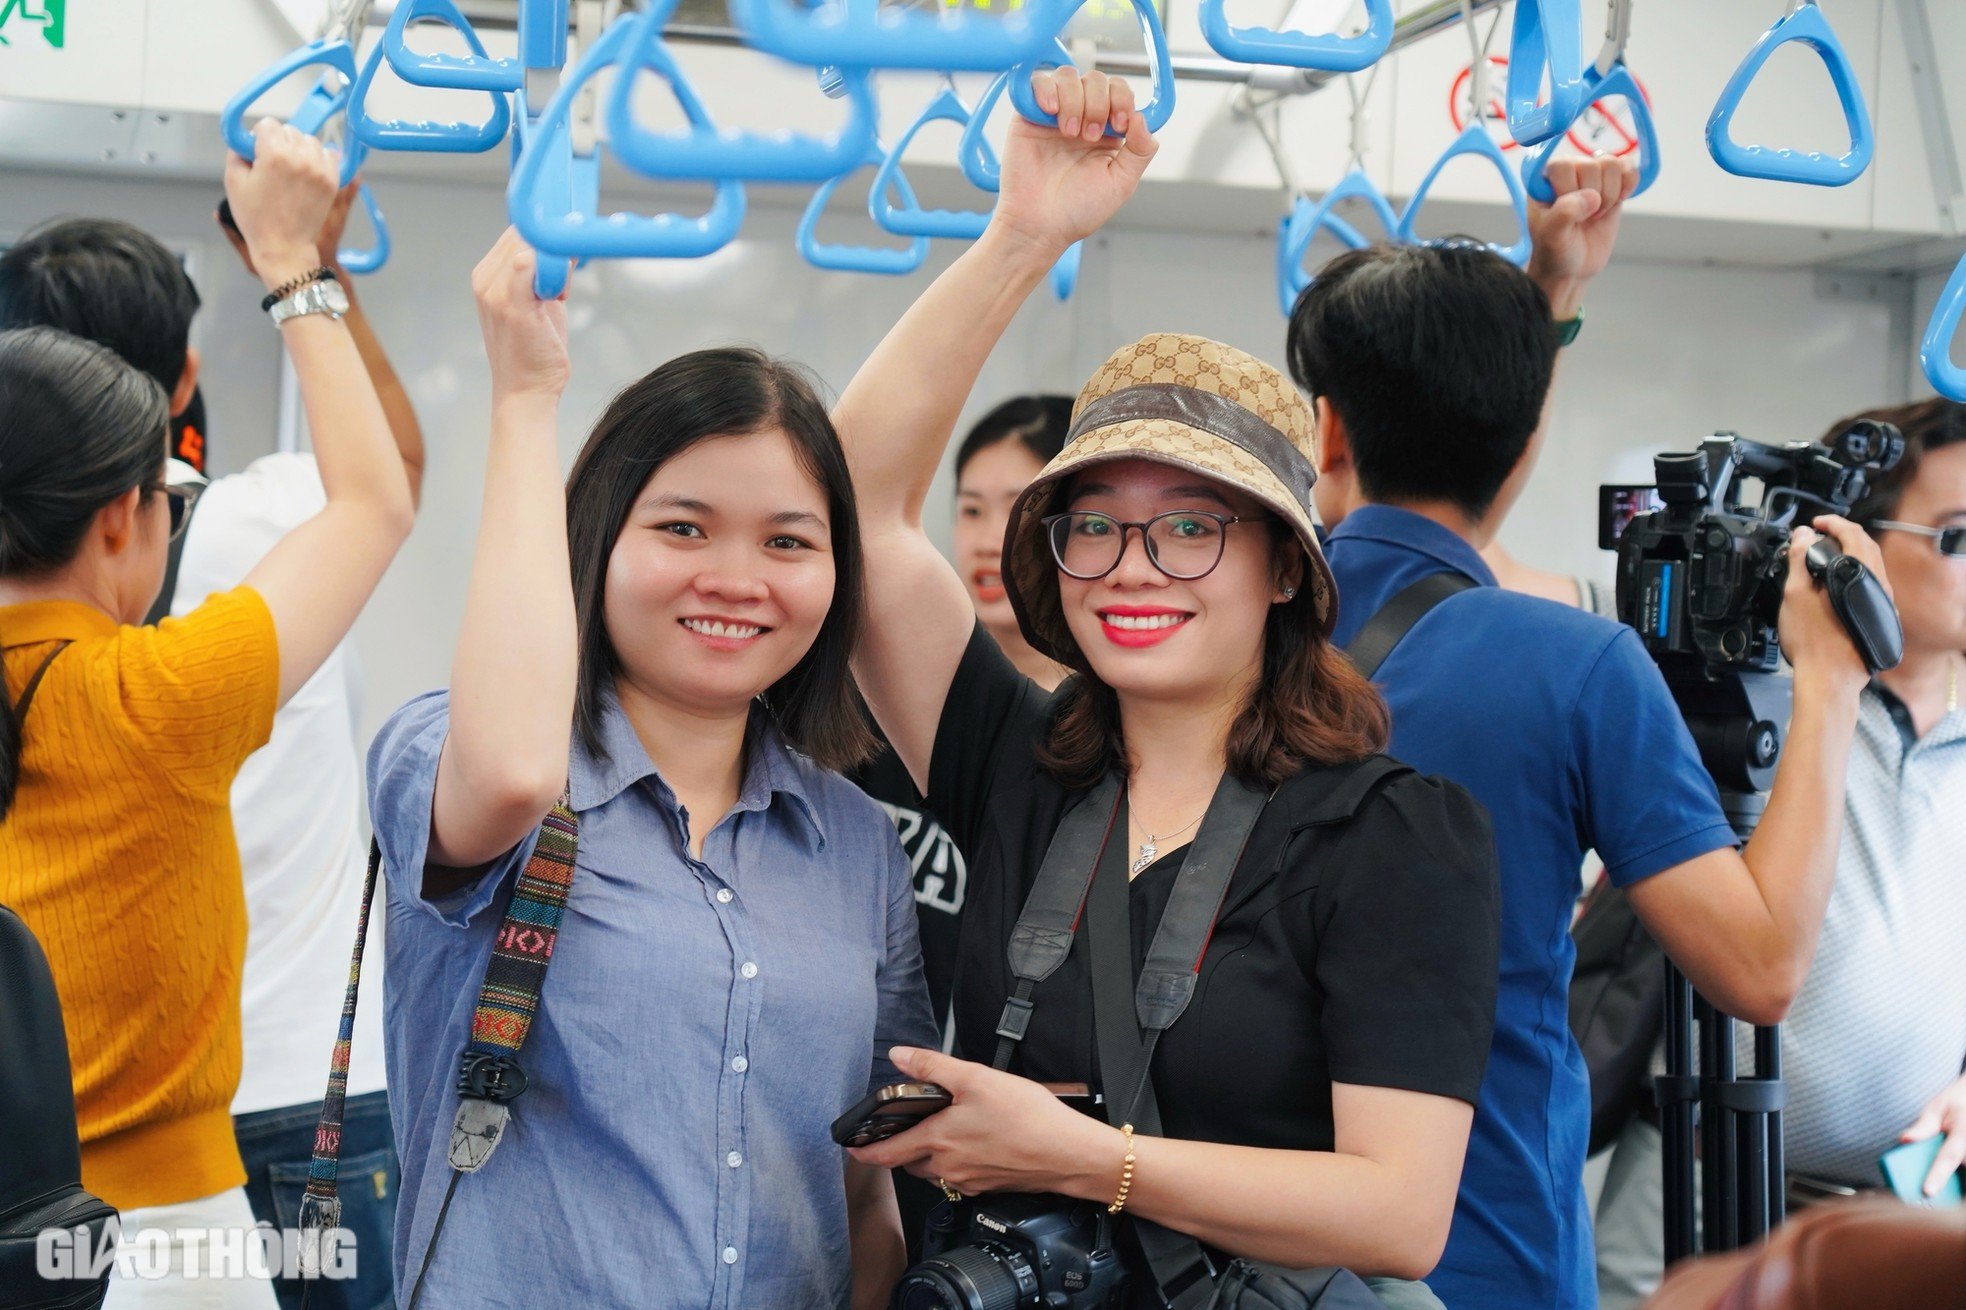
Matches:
[891,1194,1128,1310]
[1596,422,1906,1270]
[1601,422,1904,796]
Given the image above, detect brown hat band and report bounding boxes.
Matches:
[1065,382,1317,511]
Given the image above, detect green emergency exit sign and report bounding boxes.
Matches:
[0,0,66,48]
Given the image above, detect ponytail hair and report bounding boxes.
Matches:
[0,326,169,819]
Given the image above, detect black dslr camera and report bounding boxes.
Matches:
[890,1194,1128,1309]
[1602,422,1904,803]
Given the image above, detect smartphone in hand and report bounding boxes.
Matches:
[832,1081,952,1148]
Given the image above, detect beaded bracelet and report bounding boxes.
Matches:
[1108,1123,1137,1215]
[260,267,338,314]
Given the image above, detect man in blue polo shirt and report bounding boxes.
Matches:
[1287,161,1888,1310]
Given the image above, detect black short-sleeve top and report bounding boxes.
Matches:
[928,623,1501,1152]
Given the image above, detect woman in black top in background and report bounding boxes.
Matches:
[837,71,1500,1303]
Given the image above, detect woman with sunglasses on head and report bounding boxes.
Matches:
[362,229,934,1308]
[837,72,1500,1306]
[0,124,414,1308]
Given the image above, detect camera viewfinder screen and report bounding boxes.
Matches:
[1599,484,1664,551]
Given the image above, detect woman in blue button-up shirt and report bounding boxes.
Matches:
[366,230,935,1309]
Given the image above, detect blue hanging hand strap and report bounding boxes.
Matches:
[221,0,372,187]
[381,0,560,93]
[728,0,1079,73]
[1198,0,1392,73]
[1706,0,1873,187]
[1920,252,1966,403]
[1397,124,1533,267]
[870,86,996,241]
[509,14,747,263]
[1506,0,1587,147]
[1275,179,1381,317]
[958,70,1018,193]
[1008,0,1174,135]
[508,99,574,299]
[1521,62,1659,202]
[351,35,511,154]
[797,144,932,276]
[607,0,876,182]
[1050,240,1083,301]
[336,184,392,275]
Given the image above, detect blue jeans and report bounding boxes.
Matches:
[234,1090,399,1310]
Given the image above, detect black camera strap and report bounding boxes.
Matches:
[994,771,1267,1309]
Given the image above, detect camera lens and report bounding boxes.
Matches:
[891,1246,1035,1310]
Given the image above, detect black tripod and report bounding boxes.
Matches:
[1655,666,1792,1264]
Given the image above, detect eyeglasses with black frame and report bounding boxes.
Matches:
[1872,520,1966,559]
[1043,509,1249,581]
[155,457,207,543]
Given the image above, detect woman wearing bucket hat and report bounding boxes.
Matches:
[838,71,1501,1305]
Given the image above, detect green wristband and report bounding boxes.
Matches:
[1555,307,1585,348]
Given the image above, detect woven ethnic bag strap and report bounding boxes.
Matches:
[296,794,578,1271]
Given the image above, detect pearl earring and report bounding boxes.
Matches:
[1282,587,1298,601]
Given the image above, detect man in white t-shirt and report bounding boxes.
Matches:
[0,190,423,1310]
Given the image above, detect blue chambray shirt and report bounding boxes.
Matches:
[368,689,936,1309]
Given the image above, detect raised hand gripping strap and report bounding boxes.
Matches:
[1397,124,1533,267]
[796,145,931,275]
[728,0,1081,73]
[1198,0,1393,74]
[1522,60,1660,203]
[1705,0,1874,187]
[220,40,364,187]
[1506,0,1587,147]
[961,61,1053,193]
[1008,0,1174,135]
[870,86,995,241]
[607,0,876,182]
[508,16,746,262]
[352,37,512,154]
[1275,174,1390,315]
[1919,250,1966,403]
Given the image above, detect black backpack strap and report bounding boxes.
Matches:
[142,496,199,628]
[10,641,71,724]
[1343,571,1477,679]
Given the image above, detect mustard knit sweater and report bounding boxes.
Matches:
[1,588,277,1210]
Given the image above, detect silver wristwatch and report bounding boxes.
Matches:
[268,277,350,327]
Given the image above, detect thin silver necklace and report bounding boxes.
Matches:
[1131,807,1205,875]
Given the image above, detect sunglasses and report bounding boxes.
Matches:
[1043,509,1252,582]
[1872,520,1966,559]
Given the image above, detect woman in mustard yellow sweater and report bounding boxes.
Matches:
[0,124,414,1308]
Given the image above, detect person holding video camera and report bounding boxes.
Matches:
[837,71,1501,1310]
[1284,160,1892,1310]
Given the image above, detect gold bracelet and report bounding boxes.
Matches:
[1107,1123,1137,1215]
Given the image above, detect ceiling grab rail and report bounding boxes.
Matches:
[509,3,746,272]
[382,0,567,95]
[1396,2,1532,266]
[220,0,374,187]
[797,142,932,275]
[1007,0,1174,135]
[1267,68,1393,316]
[1520,0,1659,202]
[1920,251,1966,402]
[1198,0,1394,75]
[352,23,512,153]
[606,0,877,181]
[1705,0,1873,187]
[1505,0,1586,147]
[870,80,998,240]
[727,0,1080,74]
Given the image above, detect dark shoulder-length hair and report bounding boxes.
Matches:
[1036,520,1389,790]
[564,346,876,772]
